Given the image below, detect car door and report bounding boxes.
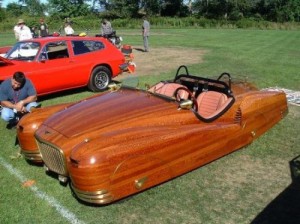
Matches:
[69,40,107,78]
[25,40,86,95]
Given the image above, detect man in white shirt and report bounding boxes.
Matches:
[13,24,20,40]
[64,22,74,35]
[17,19,33,41]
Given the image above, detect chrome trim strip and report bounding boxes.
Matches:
[21,149,43,162]
[71,183,114,204]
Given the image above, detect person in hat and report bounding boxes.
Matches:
[0,71,38,128]
[16,19,33,41]
[38,18,49,37]
[101,19,113,36]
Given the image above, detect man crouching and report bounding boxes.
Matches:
[0,71,38,129]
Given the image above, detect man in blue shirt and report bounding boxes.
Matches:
[0,72,38,128]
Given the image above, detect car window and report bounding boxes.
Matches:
[39,41,69,61]
[72,40,104,55]
[6,42,40,61]
[86,41,105,51]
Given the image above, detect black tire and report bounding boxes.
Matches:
[88,66,112,92]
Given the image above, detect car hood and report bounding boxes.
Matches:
[0,58,28,80]
[42,88,192,138]
[0,56,14,65]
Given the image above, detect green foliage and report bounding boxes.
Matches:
[23,0,46,16]
[47,0,91,18]
[0,16,299,32]
[6,0,46,17]
[141,0,161,16]
[97,0,190,18]
[1,0,300,23]
[160,0,189,17]
[193,0,300,22]
[254,0,300,22]
[0,7,5,22]
[5,3,25,17]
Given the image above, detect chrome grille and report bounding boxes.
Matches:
[36,138,68,176]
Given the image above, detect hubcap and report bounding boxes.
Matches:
[95,72,108,89]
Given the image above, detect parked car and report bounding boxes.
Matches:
[0,36,131,95]
[17,65,288,204]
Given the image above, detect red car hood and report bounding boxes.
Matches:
[42,88,188,138]
[0,59,29,81]
[0,56,14,65]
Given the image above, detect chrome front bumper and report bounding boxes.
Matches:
[21,149,43,163]
[71,183,114,205]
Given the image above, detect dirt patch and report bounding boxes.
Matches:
[117,47,207,79]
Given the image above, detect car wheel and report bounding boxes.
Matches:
[88,66,112,92]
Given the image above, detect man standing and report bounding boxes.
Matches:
[101,19,113,36]
[17,19,33,41]
[142,16,150,52]
[38,18,49,37]
[13,23,20,40]
[0,72,38,128]
[64,22,75,35]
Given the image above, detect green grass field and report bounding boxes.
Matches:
[0,29,300,224]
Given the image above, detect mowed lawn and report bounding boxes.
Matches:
[0,28,299,224]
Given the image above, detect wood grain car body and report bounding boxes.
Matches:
[17,66,288,204]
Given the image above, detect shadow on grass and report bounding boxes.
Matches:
[133,47,145,52]
[251,155,300,224]
[38,87,89,102]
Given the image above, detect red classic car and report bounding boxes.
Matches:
[0,36,130,95]
[17,65,288,204]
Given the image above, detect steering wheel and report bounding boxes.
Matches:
[173,87,198,111]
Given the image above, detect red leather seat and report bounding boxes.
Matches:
[197,91,228,118]
[149,82,190,100]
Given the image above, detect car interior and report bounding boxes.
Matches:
[148,65,235,122]
[72,41,91,55]
[41,42,69,60]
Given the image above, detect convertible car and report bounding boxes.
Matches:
[0,36,131,94]
[17,65,288,204]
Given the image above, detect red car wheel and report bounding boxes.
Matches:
[88,66,112,92]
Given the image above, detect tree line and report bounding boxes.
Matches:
[0,0,299,23]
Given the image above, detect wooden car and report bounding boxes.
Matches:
[0,36,130,95]
[17,65,288,204]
